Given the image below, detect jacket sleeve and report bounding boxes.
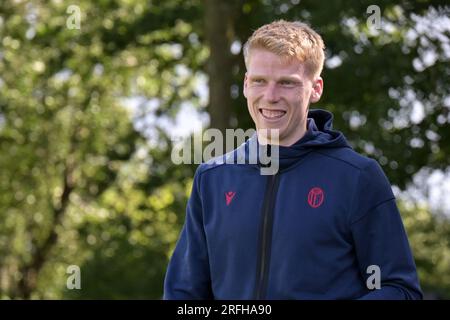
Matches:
[163,167,213,299]
[349,160,423,300]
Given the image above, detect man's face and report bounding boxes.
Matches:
[243,48,323,146]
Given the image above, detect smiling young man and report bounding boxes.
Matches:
[164,20,422,300]
[243,29,323,147]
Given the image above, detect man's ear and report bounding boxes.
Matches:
[243,73,248,98]
[309,77,323,103]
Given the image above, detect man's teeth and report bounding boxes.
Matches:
[260,109,286,119]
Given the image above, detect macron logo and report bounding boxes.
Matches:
[225,191,236,206]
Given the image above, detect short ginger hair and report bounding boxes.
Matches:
[243,20,325,78]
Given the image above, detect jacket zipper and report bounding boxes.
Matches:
[253,173,280,299]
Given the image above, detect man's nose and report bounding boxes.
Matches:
[263,83,280,103]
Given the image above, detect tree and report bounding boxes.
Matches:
[204,0,238,138]
[0,0,202,298]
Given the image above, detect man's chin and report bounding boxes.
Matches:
[256,128,283,145]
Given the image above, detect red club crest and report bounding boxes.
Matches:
[307,187,324,208]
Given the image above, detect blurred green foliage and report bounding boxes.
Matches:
[0,0,449,299]
[401,204,450,299]
[0,0,200,299]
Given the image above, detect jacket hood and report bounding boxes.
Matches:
[217,109,351,172]
[284,109,350,149]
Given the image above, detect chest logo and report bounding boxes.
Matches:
[308,187,324,208]
[225,191,236,206]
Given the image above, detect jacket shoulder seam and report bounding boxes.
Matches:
[313,149,370,170]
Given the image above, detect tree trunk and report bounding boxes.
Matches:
[204,0,238,153]
[15,152,74,299]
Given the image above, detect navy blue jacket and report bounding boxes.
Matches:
[164,109,422,300]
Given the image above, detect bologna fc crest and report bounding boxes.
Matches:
[307,187,324,208]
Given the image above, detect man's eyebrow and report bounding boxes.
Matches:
[278,76,303,84]
[248,74,266,79]
[249,75,302,81]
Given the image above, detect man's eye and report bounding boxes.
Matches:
[252,79,265,84]
[281,80,294,86]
